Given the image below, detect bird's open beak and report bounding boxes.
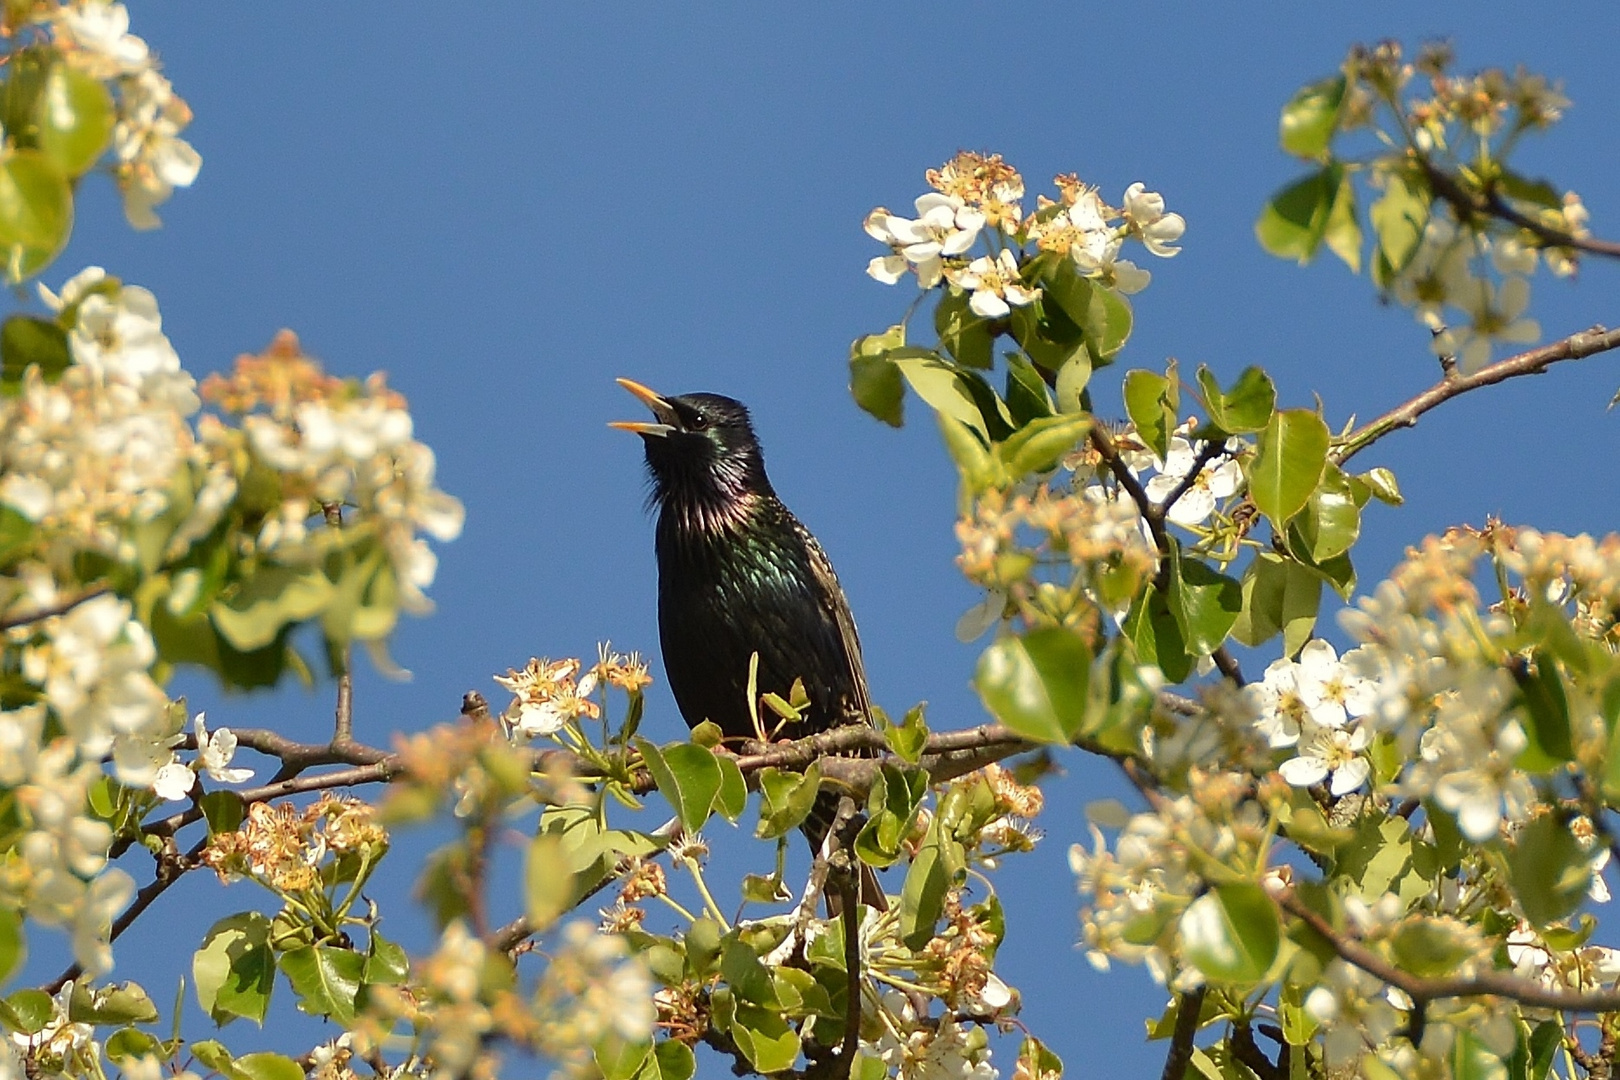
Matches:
[609,377,679,436]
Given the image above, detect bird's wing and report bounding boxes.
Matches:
[800,525,874,728]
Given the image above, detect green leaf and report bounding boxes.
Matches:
[936,413,997,498]
[1323,169,1362,273]
[650,1040,696,1080]
[1179,884,1280,985]
[200,790,244,836]
[1509,653,1571,775]
[899,815,958,950]
[525,832,576,933]
[1292,463,1360,563]
[848,327,909,427]
[194,912,275,1026]
[894,355,991,441]
[713,753,747,823]
[1449,1028,1510,1080]
[1390,918,1478,979]
[68,982,158,1025]
[1040,261,1132,364]
[1122,586,1193,683]
[1,314,71,387]
[0,505,36,568]
[364,931,409,985]
[1054,350,1092,413]
[233,1054,305,1080]
[1278,74,1345,159]
[633,739,721,833]
[721,938,780,1007]
[879,703,928,764]
[0,908,22,986]
[1255,166,1339,264]
[1359,466,1402,505]
[754,763,821,840]
[104,1029,159,1064]
[997,412,1091,479]
[1370,169,1430,289]
[856,764,926,868]
[935,289,994,370]
[1231,552,1321,654]
[1249,409,1329,531]
[36,62,114,178]
[596,1035,652,1080]
[973,627,1091,745]
[3,988,53,1033]
[211,567,335,652]
[1195,365,1275,434]
[1122,368,1177,461]
[279,945,364,1023]
[1003,352,1053,425]
[0,149,71,283]
[1497,170,1562,210]
[728,1002,801,1074]
[1166,544,1242,657]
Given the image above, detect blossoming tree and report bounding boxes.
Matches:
[1,10,1619,1080]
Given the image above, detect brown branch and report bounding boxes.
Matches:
[1280,890,1620,1012]
[0,585,112,631]
[1159,985,1208,1080]
[1422,160,1620,260]
[1333,323,1620,466]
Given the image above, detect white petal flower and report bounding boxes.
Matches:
[195,713,254,784]
[151,759,195,800]
[1122,183,1185,257]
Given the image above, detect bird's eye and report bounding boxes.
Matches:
[688,411,710,431]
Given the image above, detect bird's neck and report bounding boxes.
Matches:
[655,485,771,544]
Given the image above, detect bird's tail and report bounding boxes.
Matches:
[801,790,888,914]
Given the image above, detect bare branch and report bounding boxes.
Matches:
[1333,323,1620,466]
[0,585,112,631]
[1422,160,1620,261]
[1279,890,1620,1012]
[1158,986,1208,1080]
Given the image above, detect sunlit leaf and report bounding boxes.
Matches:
[1249,409,1329,530]
[1278,74,1345,159]
[1180,884,1280,984]
[1255,166,1339,264]
[973,627,1091,744]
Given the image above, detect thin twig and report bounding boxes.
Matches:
[1280,890,1620,1012]
[0,585,112,631]
[1158,985,1208,1080]
[1422,160,1620,260]
[1333,323,1620,466]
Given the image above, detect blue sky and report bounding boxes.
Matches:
[41,3,1620,1074]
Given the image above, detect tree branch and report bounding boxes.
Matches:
[1421,160,1620,261]
[0,585,112,631]
[1332,323,1620,466]
[1279,890,1620,1012]
[1158,985,1208,1080]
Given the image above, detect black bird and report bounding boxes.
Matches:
[611,378,884,908]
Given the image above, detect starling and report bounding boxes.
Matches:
[611,378,884,908]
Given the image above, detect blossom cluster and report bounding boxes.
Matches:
[200,329,466,615]
[863,151,1185,314]
[493,646,651,741]
[1390,216,1544,373]
[44,0,202,228]
[202,793,388,892]
[859,989,996,1080]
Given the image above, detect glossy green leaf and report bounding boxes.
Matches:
[3,988,53,1033]
[895,356,990,441]
[721,938,779,1007]
[1449,1029,1510,1080]
[37,62,114,178]
[1323,169,1362,272]
[634,738,721,833]
[0,149,71,282]
[596,1036,652,1080]
[1514,652,1574,772]
[1370,169,1430,289]
[754,762,821,840]
[525,832,575,933]
[1040,261,1132,364]
[364,931,409,985]
[1278,74,1345,159]
[997,412,1091,479]
[1292,463,1360,562]
[1249,409,1329,530]
[211,566,334,652]
[935,289,994,370]
[1123,368,1177,461]
[1122,586,1192,683]
[1167,545,1242,657]
[973,627,1091,745]
[104,1029,159,1064]
[190,1041,235,1076]
[200,790,244,836]
[1180,884,1280,985]
[728,1002,801,1074]
[1,314,71,387]
[194,912,274,1026]
[650,1040,696,1080]
[1359,466,1402,505]
[1195,364,1274,434]
[1231,552,1320,654]
[1509,813,1589,927]
[1255,166,1339,264]
[279,945,364,1023]
[849,351,904,427]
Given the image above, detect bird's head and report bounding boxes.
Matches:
[610,378,773,509]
